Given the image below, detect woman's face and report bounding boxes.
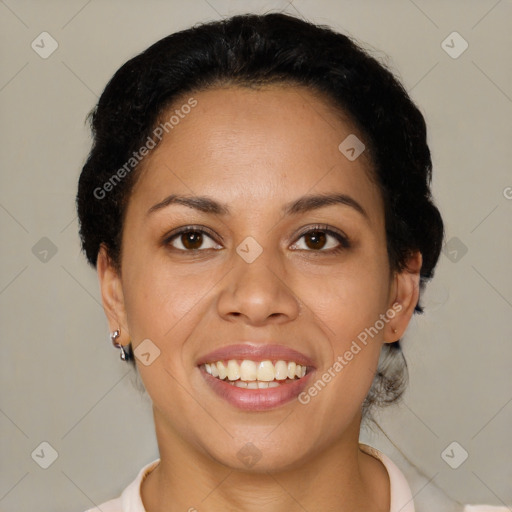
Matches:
[99,85,419,471]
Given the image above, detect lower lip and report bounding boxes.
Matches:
[200,369,314,411]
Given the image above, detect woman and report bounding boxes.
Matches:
[76,12,506,512]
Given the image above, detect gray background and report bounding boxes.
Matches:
[0,0,511,511]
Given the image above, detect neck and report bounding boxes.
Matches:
[141,408,390,512]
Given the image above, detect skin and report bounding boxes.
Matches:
[97,85,422,512]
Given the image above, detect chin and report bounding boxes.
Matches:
[201,435,312,474]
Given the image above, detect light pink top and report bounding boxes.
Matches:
[84,444,508,512]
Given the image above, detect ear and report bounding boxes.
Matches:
[97,244,130,344]
[384,250,422,343]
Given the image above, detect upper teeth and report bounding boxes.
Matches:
[203,360,307,381]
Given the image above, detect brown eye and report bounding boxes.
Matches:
[180,231,203,250]
[290,226,350,254]
[165,227,222,252]
[304,230,327,250]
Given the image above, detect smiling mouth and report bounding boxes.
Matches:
[200,359,308,388]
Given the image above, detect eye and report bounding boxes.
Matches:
[164,226,222,252]
[290,225,350,254]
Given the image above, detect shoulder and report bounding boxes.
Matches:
[360,442,509,512]
[360,442,417,512]
[82,458,161,512]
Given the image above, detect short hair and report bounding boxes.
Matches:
[76,12,444,419]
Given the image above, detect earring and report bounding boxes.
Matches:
[110,328,129,361]
[393,328,398,333]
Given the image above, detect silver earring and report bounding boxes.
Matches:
[110,328,129,361]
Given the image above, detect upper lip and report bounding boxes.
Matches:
[197,343,316,368]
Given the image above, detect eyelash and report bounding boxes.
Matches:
[163,224,351,255]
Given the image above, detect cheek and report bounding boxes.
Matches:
[296,253,389,401]
[301,255,390,341]
[121,254,209,343]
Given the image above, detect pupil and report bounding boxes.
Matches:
[183,232,202,249]
[306,231,326,250]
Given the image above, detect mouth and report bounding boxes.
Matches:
[196,344,315,411]
[200,359,308,388]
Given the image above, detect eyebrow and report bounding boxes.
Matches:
[146,192,369,222]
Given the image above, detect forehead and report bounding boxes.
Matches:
[127,85,383,224]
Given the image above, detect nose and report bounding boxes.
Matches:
[216,248,302,326]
